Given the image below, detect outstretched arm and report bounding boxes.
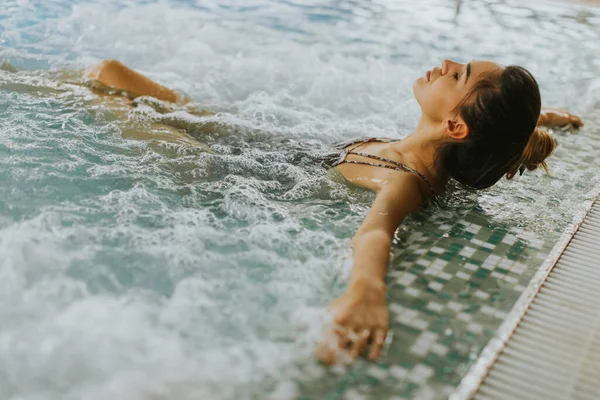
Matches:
[538,108,583,128]
[85,59,181,103]
[316,174,426,365]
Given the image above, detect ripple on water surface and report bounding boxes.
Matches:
[0,0,599,399]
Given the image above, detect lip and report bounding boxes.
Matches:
[426,70,431,82]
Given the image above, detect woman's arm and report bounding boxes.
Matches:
[84,59,181,103]
[538,108,583,128]
[350,176,424,284]
[316,173,425,365]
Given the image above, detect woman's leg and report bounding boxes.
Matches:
[83,60,266,143]
[84,59,183,103]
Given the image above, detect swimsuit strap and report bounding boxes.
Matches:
[343,157,435,194]
[333,137,394,165]
[332,137,435,194]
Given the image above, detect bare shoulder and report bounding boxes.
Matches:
[379,171,428,213]
[387,169,437,200]
[362,172,426,233]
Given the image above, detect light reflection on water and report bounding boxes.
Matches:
[0,0,599,399]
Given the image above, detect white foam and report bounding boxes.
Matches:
[0,0,599,399]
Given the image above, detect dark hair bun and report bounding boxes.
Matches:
[506,128,556,179]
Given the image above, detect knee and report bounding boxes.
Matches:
[100,59,125,71]
[84,59,125,80]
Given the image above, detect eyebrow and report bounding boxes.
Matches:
[465,62,472,84]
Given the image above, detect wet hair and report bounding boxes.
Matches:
[437,65,556,189]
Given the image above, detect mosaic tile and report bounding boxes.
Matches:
[305,206,565,400]
[389,366,408,380]
[466,323,484,335]
[438,272,452,280]
[426,302,444,313]
[366,366,389,381]
[455,271,470,280]
[414,386,437,400]
[404,287,421,297]
[344,389,367,400]
[395,272,416,286]
[298,134,596,400]
[408,364,434,384]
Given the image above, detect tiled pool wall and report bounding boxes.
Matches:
[295,200,576,399]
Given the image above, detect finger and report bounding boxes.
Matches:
[350,329,370,359]
[315,329,340,366]
[333,324,355,344]
[368,329,387,361]
[316,348,337,365]
[337,330,353,350]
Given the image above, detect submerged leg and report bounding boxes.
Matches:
[83,60,254,142]
[84,59,183,103]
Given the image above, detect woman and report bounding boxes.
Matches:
[85,58,582,364]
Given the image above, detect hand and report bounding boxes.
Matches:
[315,277,389,365]
[538,108,583,130]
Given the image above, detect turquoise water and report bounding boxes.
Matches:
[1,0,600,399]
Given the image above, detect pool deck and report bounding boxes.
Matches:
[451,192,600,400]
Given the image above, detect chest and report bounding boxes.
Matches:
[333,142,413,191]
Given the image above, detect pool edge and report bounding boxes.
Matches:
[449,186,600,400]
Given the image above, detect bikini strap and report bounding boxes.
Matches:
[330,137,434,193]
[347,137,379,152]
[342,158,435,194]
[333,137,390,167]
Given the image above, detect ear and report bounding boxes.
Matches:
[443,118,470,140]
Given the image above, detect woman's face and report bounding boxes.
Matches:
[413,59,503,123]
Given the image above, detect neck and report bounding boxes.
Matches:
[396,115,448,184]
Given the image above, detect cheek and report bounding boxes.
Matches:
[414,78,447,118]
[430,80,465,118]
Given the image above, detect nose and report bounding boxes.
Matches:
[441,59,464,75]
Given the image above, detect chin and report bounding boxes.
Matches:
[412,78,424,105]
